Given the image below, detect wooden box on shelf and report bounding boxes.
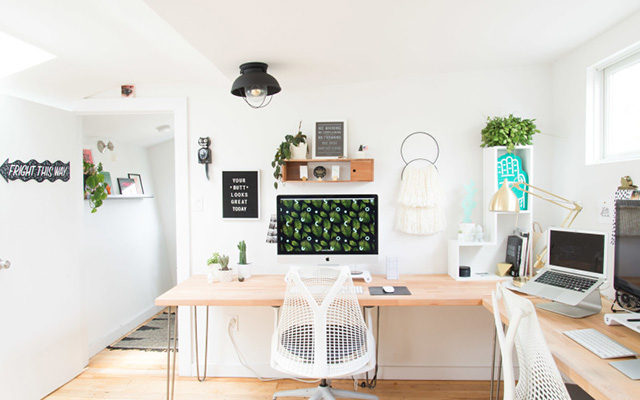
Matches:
[282,158,374,183]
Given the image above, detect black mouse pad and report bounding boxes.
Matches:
[368,286,411,295]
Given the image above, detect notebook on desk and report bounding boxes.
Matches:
[519,227,607,307]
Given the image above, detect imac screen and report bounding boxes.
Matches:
[614,200,640,297]
[277,194,378,255]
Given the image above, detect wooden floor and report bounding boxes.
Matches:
[45,349,496,400]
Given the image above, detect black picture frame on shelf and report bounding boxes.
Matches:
[128,173,144,195]
[118,178,137,196]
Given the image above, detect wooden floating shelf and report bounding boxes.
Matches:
[282,158,374,183]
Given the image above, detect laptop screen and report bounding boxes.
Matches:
[547,228,607,278]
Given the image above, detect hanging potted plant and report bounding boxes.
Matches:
[236,240,251,281]
[272,121,307,189]
[83,160,108,213]
[480,114,539,152]
[206,252,231,283]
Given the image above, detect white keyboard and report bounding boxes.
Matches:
[563,328,637,359]
[344,286,363,294]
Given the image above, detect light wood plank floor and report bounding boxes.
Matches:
[45,348,496,400]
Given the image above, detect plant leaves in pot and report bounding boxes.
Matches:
[272,121,307,189]
[206,252,232,283]
[236,240,251,281]
[480,114,540,152]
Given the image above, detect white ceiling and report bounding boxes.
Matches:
[82,114,174,148]
[0,0,639,109]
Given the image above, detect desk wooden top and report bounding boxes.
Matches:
[483,296,640,400]
[155,274,498,307]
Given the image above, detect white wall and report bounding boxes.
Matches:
[0,95,86,399]
[129,63,552,379]
[81,135,174,355]
[149,139,177,276]
[550,10,640,298]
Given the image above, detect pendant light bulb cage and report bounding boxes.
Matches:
[231,62,281,109]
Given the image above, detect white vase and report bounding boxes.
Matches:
[218,269,234,283]
[207,264,217,283]
[290,142,307,160]
[237,263,252,280]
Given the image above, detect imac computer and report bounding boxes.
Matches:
[614,200,640,313]
[276,194,378,268]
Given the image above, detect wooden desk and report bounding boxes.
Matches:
[155,274,497,307]
[483,296,640,400]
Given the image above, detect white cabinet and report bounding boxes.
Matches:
[448,146,533,280]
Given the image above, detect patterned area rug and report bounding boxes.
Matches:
[108,311,177,352]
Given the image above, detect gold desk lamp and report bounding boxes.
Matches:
[489,179,583,284]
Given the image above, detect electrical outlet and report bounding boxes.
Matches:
[228,315,239,331]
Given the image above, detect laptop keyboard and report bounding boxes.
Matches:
[535,270,597,292]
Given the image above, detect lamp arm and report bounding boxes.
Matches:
[512,182,582,213]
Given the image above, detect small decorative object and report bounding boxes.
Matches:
[197,137,212,180]
[619,176,637,190]
[118,177,136,196]
[102,171,113,195]
[458,223,477,242]
[207,252,231,283]
[272,123,307,189]
[128,173,144,195]
[97,140,115,154]
[459,266,471,277]
[331,165,340,181]
[313,121,347,158]
[497,153,529,210]
[299,165,308,181]
[83,160,107,213]
[356,144,368,158]
[83,149,93,164]
[121,85,135,97]
[313,165,327,180]
[497,262,513,277]
[222,171,260,219]
[480,114,539,152]
[462,180,477,223]
[230,62,281,109]
[236,240,251,280]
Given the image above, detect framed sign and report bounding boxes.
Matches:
[222,171,260,219]
[313,120,347,158]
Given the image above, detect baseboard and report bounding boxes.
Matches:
[188,363,498,381]
[88,305,163,357]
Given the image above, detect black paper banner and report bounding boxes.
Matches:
[0,158,71,183]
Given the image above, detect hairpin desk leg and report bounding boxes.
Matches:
[194,306,210,382]
[166,306,178,400]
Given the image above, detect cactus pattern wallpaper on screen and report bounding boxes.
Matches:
[277,196,377,254]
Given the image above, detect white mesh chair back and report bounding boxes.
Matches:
[271,266,375,378]
[492,284,571,400]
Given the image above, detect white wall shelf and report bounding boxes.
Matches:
[84,194,154,200]
[448,146,534,281]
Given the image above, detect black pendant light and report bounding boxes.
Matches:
[231,62,281,109]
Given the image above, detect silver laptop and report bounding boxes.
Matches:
[519,227,607,307]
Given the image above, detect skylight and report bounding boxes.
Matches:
[0,31,55,79]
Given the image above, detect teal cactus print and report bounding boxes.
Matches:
[278,198,377,254]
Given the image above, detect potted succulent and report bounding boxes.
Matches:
[480,114,539,152]
[83,160,108,213]
[206,252,231,283]
[236,240,251,280]
[272,121,307,189]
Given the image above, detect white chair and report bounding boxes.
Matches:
[492,283,571,400]
[271,266,378,400]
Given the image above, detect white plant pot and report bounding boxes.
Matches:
[237,263,252,279]
[290,142,307,160]
[217,269,234,283]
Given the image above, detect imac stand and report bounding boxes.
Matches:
[536,289,602,318]
[350,270,372,283]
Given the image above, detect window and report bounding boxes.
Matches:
[589,48,640,163]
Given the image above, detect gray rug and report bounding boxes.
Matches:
[108,311,177,352]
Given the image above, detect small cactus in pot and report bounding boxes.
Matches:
[236,240,252,280]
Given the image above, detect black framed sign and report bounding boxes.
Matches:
[222,171,260,219]
[1,158,70,183]
[313,121,347,158]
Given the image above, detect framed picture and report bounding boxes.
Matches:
[313,120,347,158]
[121,85,135,98]
[82,149,93,164]
[222,171,260,219]
[118,178,137,196]
[128,173,144,195]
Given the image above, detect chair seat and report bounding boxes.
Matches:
[281,323,366,363]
